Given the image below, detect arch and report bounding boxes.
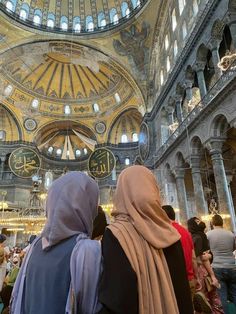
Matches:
[121,2,129,17]
[190,136,203,154]
[175,151,186,167]
[86,15,94,31]
[60,16,68,30]
[5,0,17,12]
[98,12,106,27]
[73,16,81,31]
[110,8,118,24]
[0,104,22,140]
[107,108,142,144]
[211,19,225,41]
[210,114,229,138]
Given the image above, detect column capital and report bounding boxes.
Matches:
[0,156,6,162]
[194,61,206,72]
[183,80,193,89]
[173,168,185,179]
[209,39,222,51]
[174,95,182,103]
[190,155,201,170]
[165,105,174,114]
[205,138,226,155]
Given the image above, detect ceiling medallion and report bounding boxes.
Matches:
[95,122,106,134]
[24,118,37,131]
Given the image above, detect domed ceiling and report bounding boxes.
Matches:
[1,0,146,33]
[0,41,144,117]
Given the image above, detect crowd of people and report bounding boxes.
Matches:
[0,166,235,314]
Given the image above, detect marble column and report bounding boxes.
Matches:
[195,62,207,99]
[166,106,174,125]
[207,139,235,230]
[173,168,189,223]
[210,40,222,79]
[185,80,193,102]
[191,155,208,217]
[175,96,184,123]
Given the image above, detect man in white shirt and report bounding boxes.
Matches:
[207,214,236,313]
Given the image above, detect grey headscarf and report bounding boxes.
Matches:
[42,171,99,249]
[11,172,102,314]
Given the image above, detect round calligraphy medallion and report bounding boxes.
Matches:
[88,148,116,179]
[138,122,149,162]
[9,147,41,178]
[95,122,106,134]
[24,118,37,131]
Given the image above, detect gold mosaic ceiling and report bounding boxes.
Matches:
[0,41,144,117]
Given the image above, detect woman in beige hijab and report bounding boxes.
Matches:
[98,165,193,314]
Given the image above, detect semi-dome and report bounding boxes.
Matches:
[0,0,147,34]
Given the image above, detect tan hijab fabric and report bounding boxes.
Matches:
[108,165,180,314]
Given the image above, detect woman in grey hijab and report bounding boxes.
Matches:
[11,171,102,314]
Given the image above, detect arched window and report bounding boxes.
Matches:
[178,0,185,15]
[115,93,121,103]
[93,103,99,112]
[47,19,54,27]
[33,14,41,24]
[167,56,170,72]
[183,21,187,39]
[61,16,68,30]
[121,134,128,143]
[86,16,94,31]
[110,8,118,24]
[47,13,55,28]
[19,9,27,20]
[47,146,53,154]
[5,1,13,11]
[172,9,177,31]
[193,0,198,16]
[121,2,129,17]
[125,8,130,17]
[160,70,164,85]
[75,149,81,157]
[132,133,138,142]
[4,85,13,96]
[131,0,140,8]
[165,35,169,50]
[44,171,53,190]
[19,3,29,20]
[83,148,88,155]
[98,12,106,28]
[0,130,6,141]
[73,17,81,32]
[56,148,62,156]
[33,9,42,25]
[125,158,130,165]
[64,105,71,115]
[31,99,39,108]
[174,40,178,57]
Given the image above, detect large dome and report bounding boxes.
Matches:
[0,0,147,34]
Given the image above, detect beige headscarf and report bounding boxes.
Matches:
[108,165,181,314]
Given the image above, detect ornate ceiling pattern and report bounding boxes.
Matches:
[0,41,144,118]
[0,0,146,33]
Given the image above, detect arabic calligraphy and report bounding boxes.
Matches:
[88,148,115,179]
[9,148,41,178]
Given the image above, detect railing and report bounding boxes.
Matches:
[0,0,148,35]
[155,60,236,160]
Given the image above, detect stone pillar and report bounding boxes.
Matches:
[191,155,208,217]
[207,139,235,230]
[0,157,5,180]
[166,106,174,125]
[173,169,189,223]
[210,40,222,79]
[175,96,184,123]
[185,80,193,102]
[195,62,207,99]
